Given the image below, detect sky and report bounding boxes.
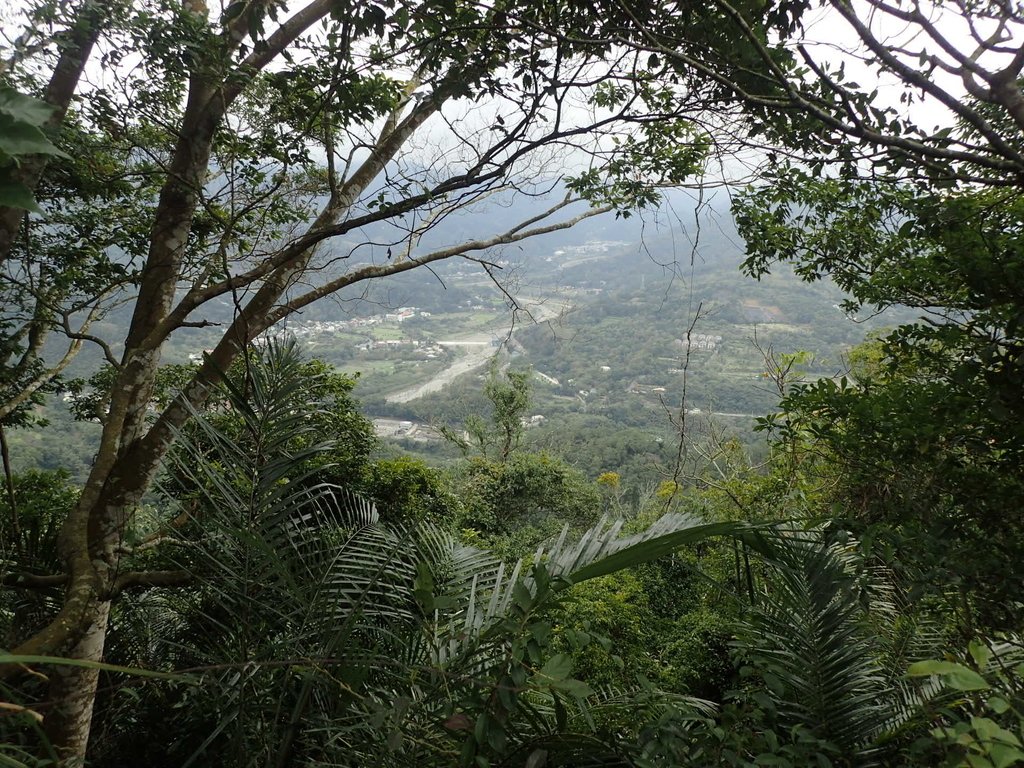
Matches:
[797,0,1023,130]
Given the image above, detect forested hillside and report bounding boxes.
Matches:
[2,0,1023,766]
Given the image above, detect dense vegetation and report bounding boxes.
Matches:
[2,0,1024,766]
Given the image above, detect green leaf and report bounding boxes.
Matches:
[529,621,552,645]
[988,742,1024,768]
[970,640,993,669]
[0,87,56,125]
[0,116,65,157]
[512,580,532,609]
[496,680,515,712]
[908,660,989,691]
[0,175,42,212]
[908,659,958,675]
[552,677,594,698]
[987,696,1010,714]
[535,653,572,682]
[948,668,991,692]
[222,0,247,21]
[485,721,507,752]
[474,711,489,745]
[972,716,1000,742]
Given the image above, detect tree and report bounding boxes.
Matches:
[443,362,533,462]
[0,0,800,758]
[616,0,1024,186]
[0,0,130,430]
[361,455,460,527]
[608,1,1024,746]
[733,158,1024,632]
[0,81,91,455]
[473,365,533,462]
[13,0,1021,758]
[455,451,604,559]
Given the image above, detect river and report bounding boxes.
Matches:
[384,297,569,403]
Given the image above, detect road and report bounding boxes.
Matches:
[384,298,569,403]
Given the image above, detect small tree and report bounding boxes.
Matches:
[446,362,532,462]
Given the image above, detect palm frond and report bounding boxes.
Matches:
[736,530,890,761]
[432,515,763,661]
[542,513,771,583]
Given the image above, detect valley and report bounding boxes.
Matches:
[8,206,912,488]
[269,210,913,487]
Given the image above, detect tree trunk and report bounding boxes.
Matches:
[42,601,110,766]
[36,93,224,768]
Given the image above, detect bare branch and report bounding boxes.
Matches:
[0,569,193,596]
[0,304,108,423]
[265,203,614,325]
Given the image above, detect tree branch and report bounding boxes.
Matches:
[107,570,193,597]
[264,203,613,324]
[0,569,193,596]
[0,0,112,261]
[2,572,69,589]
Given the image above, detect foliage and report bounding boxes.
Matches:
[0,470,77,645]
[737,175,1024,630]
[907,639,1024,768]
[632,530,955,767]
[361,455,461,527]
[159,339,376,504]
[454,452,603,558]
[1,105,154,429]
[657,607,734,700]
[5,0,1024,760]
[1,337,761,765]
[444,362,533,462]
[732,532,892,759]
[551,572,660,691]
[0,470,78,763]
[0,87,66,211]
